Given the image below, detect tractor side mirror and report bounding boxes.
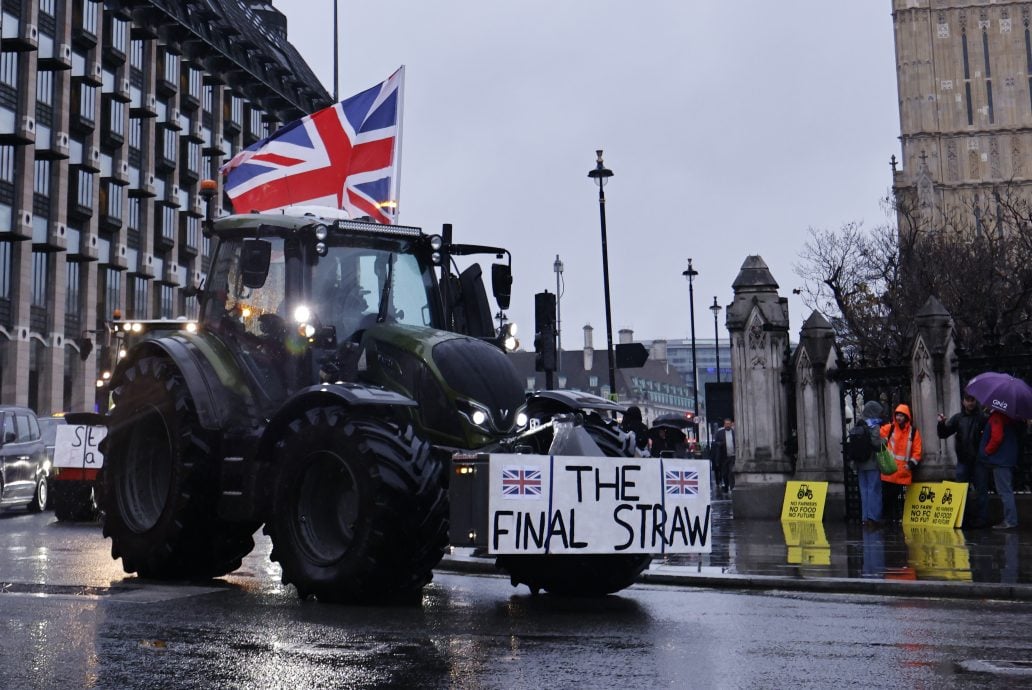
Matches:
[3,430,15,444]
[491,263,512,310]
[241,239,272,289]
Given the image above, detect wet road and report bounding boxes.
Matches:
[1,511,1031,688]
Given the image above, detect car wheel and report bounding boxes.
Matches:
[28,475,47,513]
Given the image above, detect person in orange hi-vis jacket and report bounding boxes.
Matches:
[879,403,923,523]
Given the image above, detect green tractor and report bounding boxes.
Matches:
[89,208,649,603]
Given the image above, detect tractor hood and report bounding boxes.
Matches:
[360,323,527,447]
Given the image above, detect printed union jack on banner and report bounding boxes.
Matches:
[220,67,404,223]
[501,466,543,498]
[664,468,699,496]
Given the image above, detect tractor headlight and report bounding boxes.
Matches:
[429,234,443,251]
[516,411,529,428]
[471,410,488,426]
[503,335,518,352]
[293,305,311,323]
[314,224,329,241]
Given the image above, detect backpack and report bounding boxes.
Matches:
[846,423,873,463]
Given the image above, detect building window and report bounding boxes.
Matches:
[102,267,120,321]
[36,70,54,106]
[130,39,146,70]
[127,195,141,234]
[107,15,127,56]
[129,276,148,318]
[100,180,123,225]
[40,0,56,17]
[76,169,94,208]
[32,252,48,306]
[66,260,81,316]
[76,82,97,125]
[76,0,99,38]
[159,284,173,318]
[104,98,125,140]
[0,241,10,299]
[0,146,13,230]
[0,50,17,88]
[161,205,176,243]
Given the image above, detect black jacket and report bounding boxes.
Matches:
[937,408,986,467]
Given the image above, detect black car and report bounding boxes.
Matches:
[0,406,48,512]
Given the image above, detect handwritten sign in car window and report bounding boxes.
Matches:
[53,425,107,469]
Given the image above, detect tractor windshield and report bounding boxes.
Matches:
[311,245,435,341]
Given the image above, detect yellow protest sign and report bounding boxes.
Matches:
[941,481,969,528]
[902,482,966,527]
[781,520,830,565]
[904,525,972,581]
[780,481,828,522]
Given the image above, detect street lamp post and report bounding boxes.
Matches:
[553,254,564,374]
[682,259,698,417]
[710,296,722,383]
[588,150,617,399]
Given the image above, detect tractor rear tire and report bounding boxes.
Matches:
[266,408,448,604]
[495,418,652,596]
[102,356,259,579]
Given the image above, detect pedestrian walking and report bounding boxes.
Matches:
[937,393,986,483]
[847,401,885,526]
[711,419,736,493]
[974,409,1020,530]
[879,403,922,523]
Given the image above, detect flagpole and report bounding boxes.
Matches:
[332,0,339,102]
[392,65,405,224]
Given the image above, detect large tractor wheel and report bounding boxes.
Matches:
[495,418,652,596]
[101,356,259,579]
[266,408,448,604]
[52,483,100,522]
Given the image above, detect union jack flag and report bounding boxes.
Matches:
[501,466,543,498]
[664,469,699,496]
[220,67,404,224]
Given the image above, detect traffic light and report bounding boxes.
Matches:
[534,291,556,373]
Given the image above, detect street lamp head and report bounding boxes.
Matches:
[553,254,564,273]
[709,296,721,315]
[588,149,614,188]
[682,258,698,280]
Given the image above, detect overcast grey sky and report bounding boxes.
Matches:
[278,2,900,346]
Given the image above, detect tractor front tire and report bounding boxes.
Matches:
[102,356,258,579]
[266,408,448,604]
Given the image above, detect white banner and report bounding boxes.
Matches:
[488,456,711,555]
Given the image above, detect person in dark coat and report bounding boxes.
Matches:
[620,406,650,456]
[711,418,736,493]
[937,393,987,483]
[975,409,1020,530]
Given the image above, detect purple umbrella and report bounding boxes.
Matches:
[965,372,1032,419]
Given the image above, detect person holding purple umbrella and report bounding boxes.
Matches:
[974,408,1020,530]
[964,371,1031,529]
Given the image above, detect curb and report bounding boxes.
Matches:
[437,555,1032,602]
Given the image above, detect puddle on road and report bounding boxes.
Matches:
[0,580,226,603]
